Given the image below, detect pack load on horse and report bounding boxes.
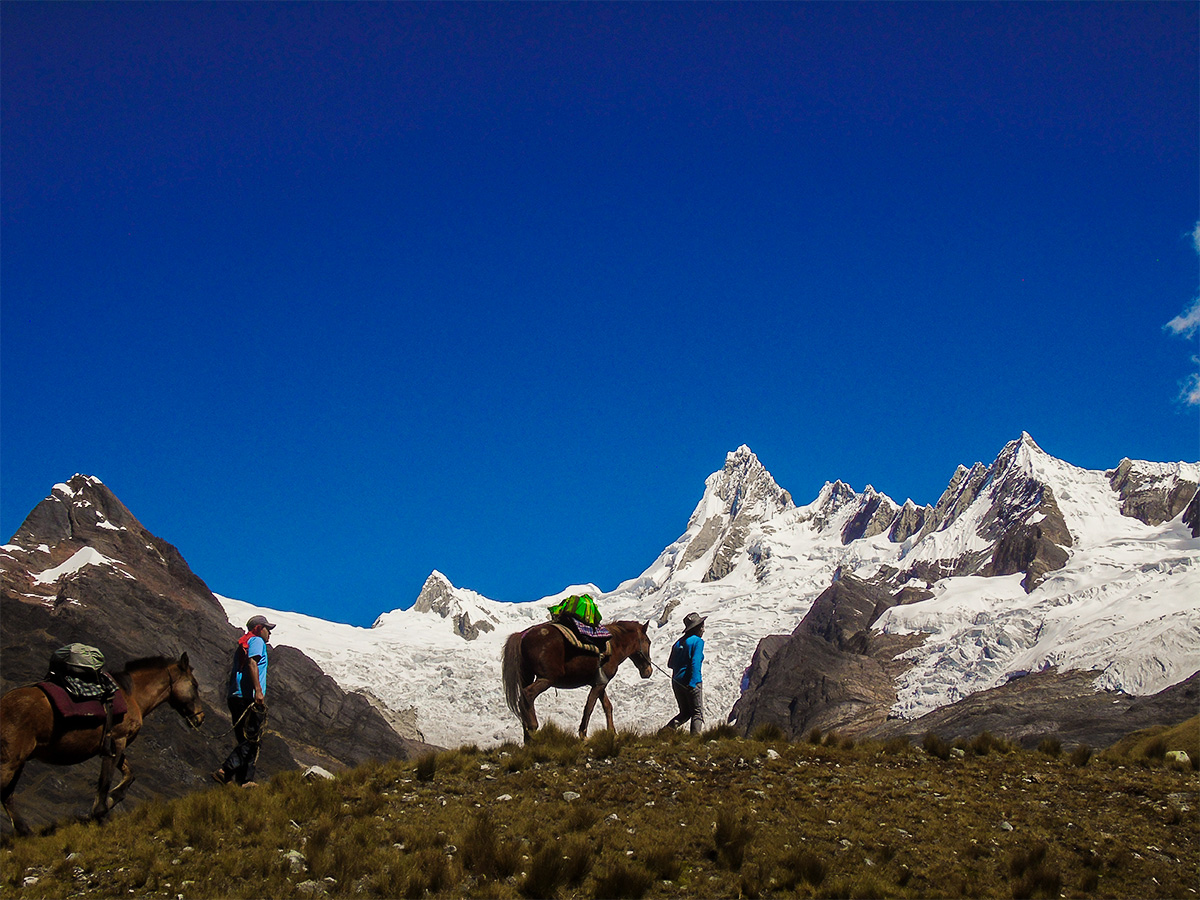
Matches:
[547,593,610,651]
[45,644,120,701]
[1,647,204,835]
[502,618,652,742]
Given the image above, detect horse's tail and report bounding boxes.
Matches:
[501,631,526,718]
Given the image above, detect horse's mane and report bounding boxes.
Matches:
[604,620,642,633]
[112,655,184,693]
[120,655,179,673]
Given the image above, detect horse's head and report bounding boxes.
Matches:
[631,621,653,679]
[167,652,205,729]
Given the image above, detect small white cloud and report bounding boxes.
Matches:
[1166,298,1200,339]
[1182,369,1200,406]
[1165,222,1200,405]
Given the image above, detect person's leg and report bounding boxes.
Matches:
[688,683,705,735]
[221,696,256,784]
[215,696,249,783]
[663,679,694,730]
[240,705,264,784]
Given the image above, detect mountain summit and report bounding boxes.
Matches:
[629,445,794,604]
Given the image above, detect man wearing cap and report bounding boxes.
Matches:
[214,614,274,786]
[661,612,706,735]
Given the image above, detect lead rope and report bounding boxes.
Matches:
[214,700,260,739]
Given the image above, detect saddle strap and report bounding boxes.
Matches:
[101,699,117,759]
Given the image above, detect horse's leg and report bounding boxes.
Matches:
[520,677,555,741]
[93,752,116,820]
[108,747,134,808]
[2,691,48,836]
[1,759,31,837]
[578,685,605,738]
[600,690,615,733]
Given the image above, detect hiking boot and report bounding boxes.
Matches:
[211,768,229,784]
[241,781,258,789]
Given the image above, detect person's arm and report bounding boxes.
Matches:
[247,636,265,703]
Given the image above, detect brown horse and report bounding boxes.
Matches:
[1,653,204,835]
[502,620,652,741]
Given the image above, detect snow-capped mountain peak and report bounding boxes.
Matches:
[695,445,795,523]
[384,570,503,641]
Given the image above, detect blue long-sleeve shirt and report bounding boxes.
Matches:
[230,633,269,698]
[670,634,704,687]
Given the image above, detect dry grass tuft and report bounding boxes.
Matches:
[702,722,740,740]
[415,751,438,782]
[922,730,952,760]
[521,843,568,899]
[750,722,787,743]
[713,806,755,871]
[779,847,828,888]
[460,811,520,881]
[1036,736,1061,757]
[1009,841,1062,899]
[592,860,653,899]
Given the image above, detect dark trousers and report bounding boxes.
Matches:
[223,695,265,785]
[664,680,705,735]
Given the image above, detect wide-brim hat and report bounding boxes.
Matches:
[682,612,707,635]
[247,615,277,631]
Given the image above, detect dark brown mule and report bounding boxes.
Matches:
[502,620,652,741]
[1,653,204,835]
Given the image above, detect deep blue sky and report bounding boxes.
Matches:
[3,3,1197,627]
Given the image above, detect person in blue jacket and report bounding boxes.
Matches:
[213,614,274,787]
[661,612,706,735]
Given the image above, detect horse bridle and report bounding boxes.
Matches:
[632,646,653,673]
[166,666,204,730]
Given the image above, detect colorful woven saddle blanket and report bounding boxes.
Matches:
[551,622,611,657]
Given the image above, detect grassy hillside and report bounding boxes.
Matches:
[3,723,1196,899]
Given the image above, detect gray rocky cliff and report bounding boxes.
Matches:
[1107,458,1199,527]
[729,575,924,739]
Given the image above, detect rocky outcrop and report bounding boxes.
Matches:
[356,688,426,743]
[797,481,859,534]
[411,571,497,640]
[978,462,1072,591]
[733,566,1200,749]
[919,462,990,540]
[729,575,925,739]
[841,489,899,544]
[1185,493,1200,538]
[1108,458,1199,527]
[888,499,929,542]
[1,475,434,833]
[895,435,1075,592]
[866,669,1200,751]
